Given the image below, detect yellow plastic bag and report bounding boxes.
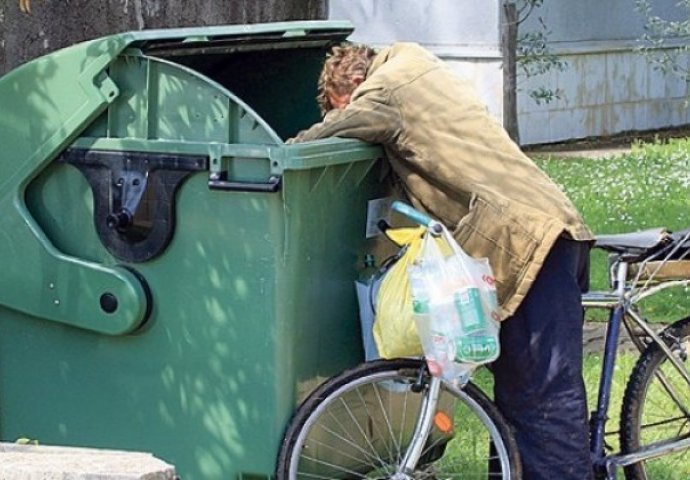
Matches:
[373,226,426,358]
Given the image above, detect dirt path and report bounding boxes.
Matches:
[583,321,633,355]
[523,125,690,160]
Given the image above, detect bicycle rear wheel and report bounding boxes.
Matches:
[276,358,521,479]
[620,316,690,480]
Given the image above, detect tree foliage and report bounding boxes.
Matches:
[513,0,568,105]
[635,0,690,83]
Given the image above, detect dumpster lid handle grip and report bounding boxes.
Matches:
[208,175,282,193]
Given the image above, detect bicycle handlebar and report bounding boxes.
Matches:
[391,201,444,234]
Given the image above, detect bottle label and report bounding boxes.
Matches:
[456,335,498,363]
[453,287,486,334]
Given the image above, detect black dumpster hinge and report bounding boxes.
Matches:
[58,148,208,262]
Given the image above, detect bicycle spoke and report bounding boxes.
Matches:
[357,383,394,465]
[341,389,392,471]
[366,381,401,463]
[651,346,690,418]
[279,360,520,480]
[297,452,369,479]
[308,420,386,468]
[621,318,690,480]
[638,415,690,432]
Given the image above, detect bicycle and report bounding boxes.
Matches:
[276,202,521,479]
[275,206,690,480]
[583,227,690,479]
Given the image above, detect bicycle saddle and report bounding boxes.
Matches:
[670,228,690,248]
[594,228,670,259]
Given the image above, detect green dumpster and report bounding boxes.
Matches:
[0,21,391,479]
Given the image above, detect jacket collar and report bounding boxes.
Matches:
[367,45,393,77]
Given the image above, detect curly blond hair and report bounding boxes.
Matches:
[317,43,377,116]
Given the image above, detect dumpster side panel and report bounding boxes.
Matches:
[1,174,289,478]
[24,162,106,262]
[0,21,392,479]
[1,155,390,479]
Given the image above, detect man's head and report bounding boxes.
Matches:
[317,43,377,116]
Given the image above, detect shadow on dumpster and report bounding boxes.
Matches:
[1,24,381,479]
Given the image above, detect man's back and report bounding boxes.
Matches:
[342,42,593,315]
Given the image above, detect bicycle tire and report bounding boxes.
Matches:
[276,358,521,479]
[620,316,690,480]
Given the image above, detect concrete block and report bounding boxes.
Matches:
[0,443,177,480]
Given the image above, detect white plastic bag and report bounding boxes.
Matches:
[355,276,382,361]
[408,225,500,380]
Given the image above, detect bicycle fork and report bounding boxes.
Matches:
[391,371,442,480]
[589,261,690,478]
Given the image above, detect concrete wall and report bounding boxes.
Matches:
[519,0,690,144]
[330,0,500,46]
[520,0,685,43]
[519,43,690,144]
[0,0,327,75]
[329,0,690,145]
[330,0,505,125]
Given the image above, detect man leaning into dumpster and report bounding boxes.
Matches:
[289,42,596,479]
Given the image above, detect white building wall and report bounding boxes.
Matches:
[329,0,690,145]
[328,0,505,124]
[520,43,690,144]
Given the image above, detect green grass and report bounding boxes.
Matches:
[469,139,690,476]
[584,351,690,480]
[534,138,690,323]
[472,350,689,479]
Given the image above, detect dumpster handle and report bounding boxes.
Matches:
[208,175,282,193]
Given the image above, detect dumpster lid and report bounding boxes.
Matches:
[0,20,354,199]
[124,20,354,57]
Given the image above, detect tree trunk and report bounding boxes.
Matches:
[501,2,519,144]
[0,0,327,76]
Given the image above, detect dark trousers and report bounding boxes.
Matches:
[493,237,594,480]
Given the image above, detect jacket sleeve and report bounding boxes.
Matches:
[288,85,401,144]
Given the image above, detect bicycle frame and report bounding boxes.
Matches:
[393,374,442,479]
[385,201,513,479]
[583,257,690,478]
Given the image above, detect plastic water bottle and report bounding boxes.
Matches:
[358,253,377,285]
[455,286,500,364]
[428,298,460,371]
[408,264,432,346]
[410,263,452,377]
[454,286,486,335]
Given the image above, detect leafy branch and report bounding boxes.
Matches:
[513,0,568,105]
[634,0,690,83]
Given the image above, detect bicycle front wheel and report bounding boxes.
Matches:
[276,358,521,479]
[620,316,690,480]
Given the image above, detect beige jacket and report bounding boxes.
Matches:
[293,42,593,319]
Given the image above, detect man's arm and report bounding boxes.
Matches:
[289,85,401,144]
